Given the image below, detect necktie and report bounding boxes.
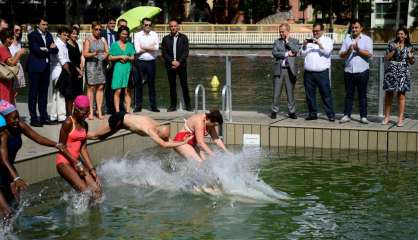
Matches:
[109,32,114,46]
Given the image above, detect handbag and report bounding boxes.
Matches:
[0,62,19,80]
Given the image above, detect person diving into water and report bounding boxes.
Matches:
[173,109,229,161]
[87,111,191,148]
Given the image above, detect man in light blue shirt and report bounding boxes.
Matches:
[339,19,373,124]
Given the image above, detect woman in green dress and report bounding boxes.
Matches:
[108,26,135,113]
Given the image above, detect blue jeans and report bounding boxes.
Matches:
[343,70,369,118]
[303,69,335,118]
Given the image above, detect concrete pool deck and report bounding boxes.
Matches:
[11,103,418,184]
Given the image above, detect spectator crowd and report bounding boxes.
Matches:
[0,16,192,127]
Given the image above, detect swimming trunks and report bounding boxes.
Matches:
[55,117,87,166]
[108,111,126,131]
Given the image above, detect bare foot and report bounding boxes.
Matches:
[382,118,389,125]
[88,114,94,120]
[397,121,404,127]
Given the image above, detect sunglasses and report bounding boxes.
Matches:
[144,23,152,27]
[14,29,21,32]
[94,28,101,31]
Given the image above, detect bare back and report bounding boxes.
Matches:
[123,114,160,136]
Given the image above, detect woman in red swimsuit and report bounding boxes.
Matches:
[173,109,228,161]
[56,95,101,200]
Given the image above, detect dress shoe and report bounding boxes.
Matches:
[305,115,318,121]
[133,107,142,112]
[270,112,277,119]
[30,121,43,127]
[42,119,58,125]
[328,117,335,122]
[184,106,193,112]
[150,108,160,112]
[167,107,177,112]
[288,113,297,119]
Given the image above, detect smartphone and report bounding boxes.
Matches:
[306,38,314,43]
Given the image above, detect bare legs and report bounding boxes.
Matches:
[114,88,132,113]
[398,93,406,126]
[87,84,105,120]
[175,144,204,162]
[57,164,101,200]
[383,91,406,126]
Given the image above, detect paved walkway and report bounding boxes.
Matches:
[14,102,418,161]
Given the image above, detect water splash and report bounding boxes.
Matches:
[0,187,48,238]
[99,147,291,203]
[60,189,101,215]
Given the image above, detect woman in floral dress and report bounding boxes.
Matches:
[382,27,415,127]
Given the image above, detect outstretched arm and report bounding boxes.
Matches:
[147,128,191,148]
[208,126,229,153]
[20,121,57,147]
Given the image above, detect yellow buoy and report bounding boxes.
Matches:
[210,75,220,88]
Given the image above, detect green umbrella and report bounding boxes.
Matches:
[116,6,162,31]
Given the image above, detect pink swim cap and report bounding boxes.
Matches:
[74,95,90,108]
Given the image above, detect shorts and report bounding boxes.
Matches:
[173,131,197,146]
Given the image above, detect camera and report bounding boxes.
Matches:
[306,38,315,43]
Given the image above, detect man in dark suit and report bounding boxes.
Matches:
[161,19,191,112]
[271,23,299,119]
[101,17,117,114]
[27,17,58,127]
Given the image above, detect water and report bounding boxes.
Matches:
[4,146,418,239]
[16,52,418,117]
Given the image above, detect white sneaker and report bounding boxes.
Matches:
[339,115,351,123]
[360,117,369,124]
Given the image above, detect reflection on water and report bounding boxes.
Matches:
[16,53,418,117]
[7,146,418,239]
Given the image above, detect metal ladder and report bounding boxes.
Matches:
[194,84,206,113]
[222,85,232,122]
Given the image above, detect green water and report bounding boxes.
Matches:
[5,147,418,239]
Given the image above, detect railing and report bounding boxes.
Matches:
[222,85,233,122]
[194,84,206,113]
[22,31,345,45]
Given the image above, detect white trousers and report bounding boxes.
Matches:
[48,66,66,121]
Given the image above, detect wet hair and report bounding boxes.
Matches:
[394,26,411,46]
[0,29,13,43]
[117,25,130,37]
[206,109,223,125]
[57,27,70,35]
[141,18,152,25]
[312,23,324,31]
[350,19,363,28]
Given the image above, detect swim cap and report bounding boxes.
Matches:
[0,115,6,128]
[0,100,17,116]
[74,95,90,108]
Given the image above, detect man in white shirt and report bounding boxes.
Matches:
[133,18,160,112]
[49,27,71,122]
[300,23,335,121]
[339,19,373,124]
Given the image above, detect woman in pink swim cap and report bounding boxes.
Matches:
[56,95,102,200]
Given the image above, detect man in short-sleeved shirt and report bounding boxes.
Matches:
[133,17,160,112]
[339,19,373,124]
